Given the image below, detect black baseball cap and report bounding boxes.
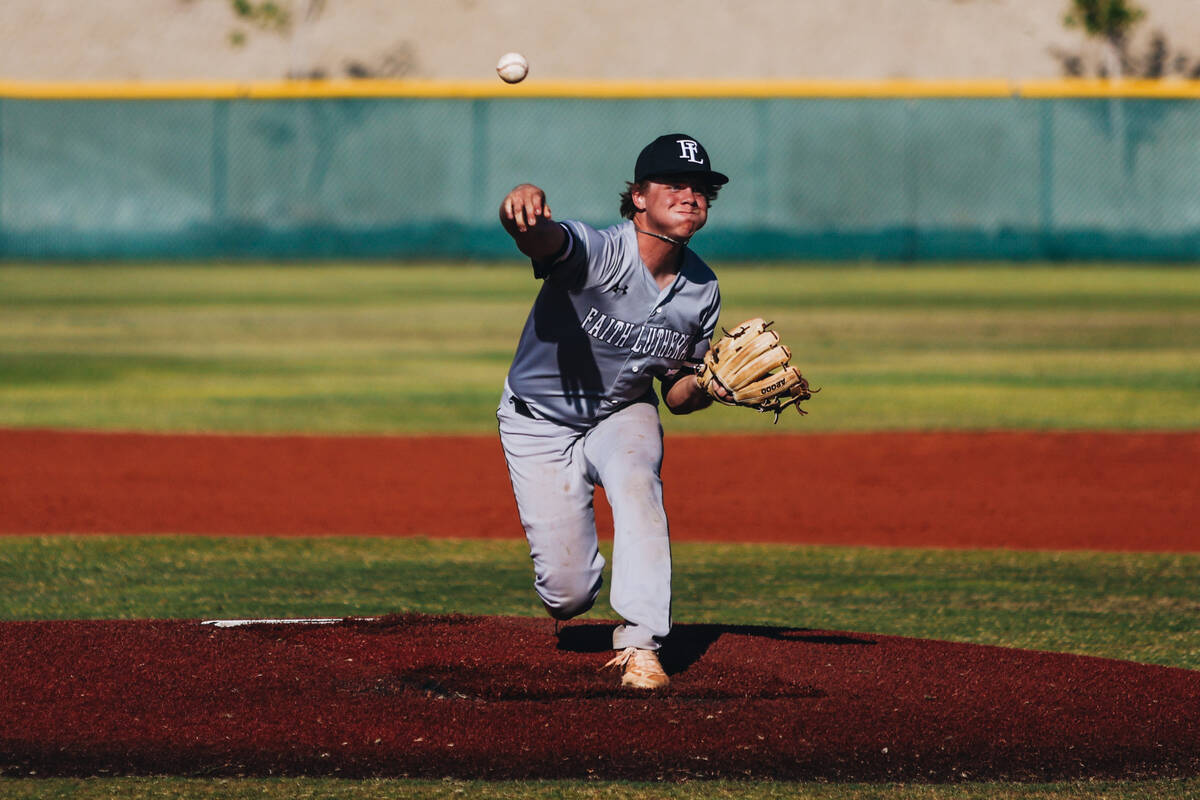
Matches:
[634,133,729,186]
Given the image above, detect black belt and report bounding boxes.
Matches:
[510,396,536,419]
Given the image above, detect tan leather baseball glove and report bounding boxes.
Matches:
[697,318,816,422]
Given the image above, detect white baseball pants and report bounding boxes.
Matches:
[497,387,671,651]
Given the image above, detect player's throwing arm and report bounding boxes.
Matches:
[500,184,564,262]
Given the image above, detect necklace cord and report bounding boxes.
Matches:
[634,226,689,247]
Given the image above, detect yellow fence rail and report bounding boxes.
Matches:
[2,78,1200,100]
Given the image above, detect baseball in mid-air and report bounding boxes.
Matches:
[496,52,529,84]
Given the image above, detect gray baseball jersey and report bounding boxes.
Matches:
[505,219,721,427]
[498,217,721,652]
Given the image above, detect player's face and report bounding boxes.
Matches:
[634,175,710,240]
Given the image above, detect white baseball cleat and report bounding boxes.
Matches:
[604,646,669,689]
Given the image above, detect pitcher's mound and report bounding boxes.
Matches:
[2,614,1197,781]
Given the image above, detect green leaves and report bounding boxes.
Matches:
[1063,0,1144,41]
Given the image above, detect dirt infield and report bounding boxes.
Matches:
[2,428,1197,781]
[2,429,1197,550]
[2,614,1198,781]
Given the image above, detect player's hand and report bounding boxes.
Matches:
[708,378,732,403]
[501,184,552,233]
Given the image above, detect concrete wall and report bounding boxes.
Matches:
[2,0,1199,82]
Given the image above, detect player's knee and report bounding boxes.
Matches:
[606,466,662,501]
[536,569,602,621]
[542,594,595,621]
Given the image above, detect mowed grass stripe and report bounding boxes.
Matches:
[3,264,1198,309]
[1,263,1198,433]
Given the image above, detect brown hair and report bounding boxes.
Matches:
[619,180,721,220]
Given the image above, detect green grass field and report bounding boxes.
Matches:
[1,262,1198,800]
[1,263,1197,433]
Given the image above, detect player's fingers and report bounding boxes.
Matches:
[708,377,732,402]
[523,198,539,227]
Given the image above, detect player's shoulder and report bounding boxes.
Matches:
[560,219,635,260]
[556,218,621,236]
[568,218,631,242]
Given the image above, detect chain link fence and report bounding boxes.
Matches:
[1,95,1197,260]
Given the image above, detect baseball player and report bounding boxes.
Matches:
[497,133,730,689]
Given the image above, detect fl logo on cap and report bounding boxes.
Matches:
[677,139,705,164]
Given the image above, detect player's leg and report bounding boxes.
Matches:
[582,401,671,651]
[497,397,605,620]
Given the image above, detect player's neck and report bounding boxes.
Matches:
[636,236,684,287]
[633,223,686,285]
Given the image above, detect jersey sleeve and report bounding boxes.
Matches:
[532,220,626,290]
[531,222,585,282]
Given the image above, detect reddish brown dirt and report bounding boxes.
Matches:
[1,614,1197,781]
[1,429,1197,550]
[3,429,1197,781]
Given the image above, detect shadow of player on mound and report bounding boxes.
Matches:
[556,621,875,683]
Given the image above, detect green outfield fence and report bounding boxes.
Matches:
[1,79,1198,261]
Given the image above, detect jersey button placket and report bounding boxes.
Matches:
[632,300,667,376]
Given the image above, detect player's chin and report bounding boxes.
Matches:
[672,214,706,237]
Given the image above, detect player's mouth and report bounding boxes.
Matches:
[671,208,705,228]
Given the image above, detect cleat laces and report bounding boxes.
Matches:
[603,646,669,689]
